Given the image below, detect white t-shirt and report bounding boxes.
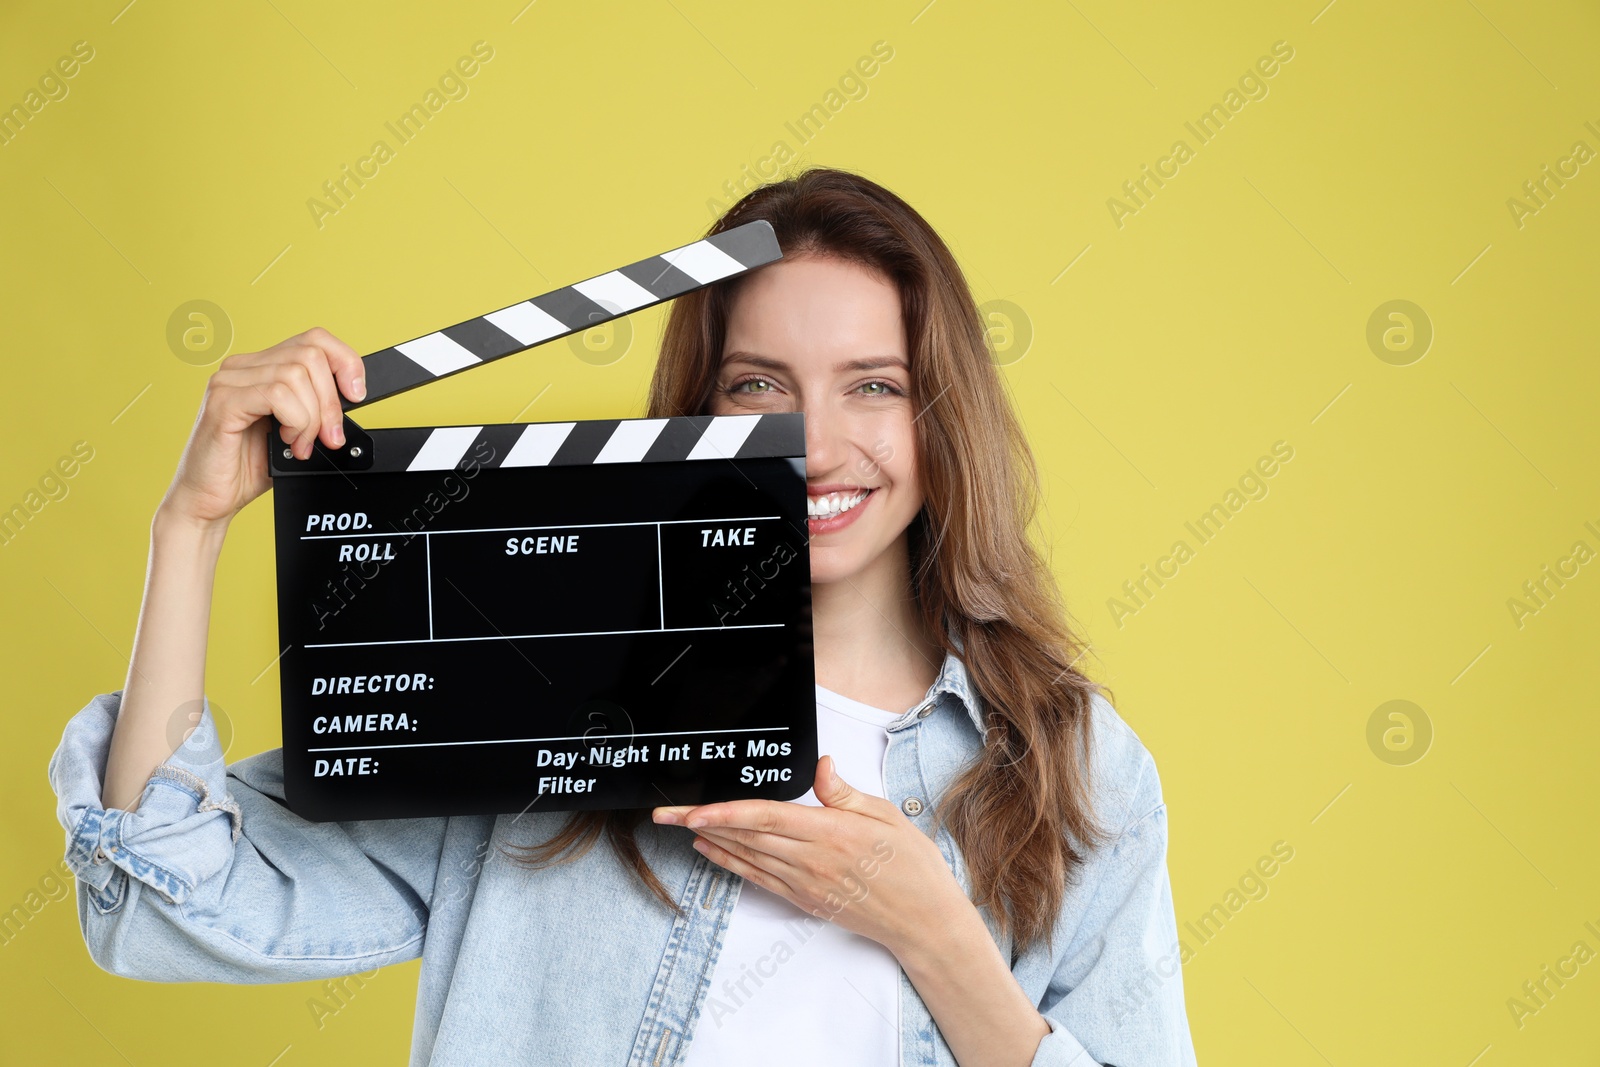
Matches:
[683,685,906,1064]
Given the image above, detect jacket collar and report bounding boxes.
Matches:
[908,627,986,736]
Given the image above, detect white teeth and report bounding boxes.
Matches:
[807,489,870,520]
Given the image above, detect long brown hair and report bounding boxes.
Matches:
[509,167,1109,954]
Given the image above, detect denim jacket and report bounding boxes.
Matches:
[49,650,1197,1066]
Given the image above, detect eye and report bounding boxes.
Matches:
[727,376,776,394]
[858,380,904,397]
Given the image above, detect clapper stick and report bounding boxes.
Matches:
[347,220,780,410]
[269,219,782,474]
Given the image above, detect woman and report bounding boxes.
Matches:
[50,168,1196,1066]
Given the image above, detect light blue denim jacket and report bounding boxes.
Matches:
[49,650,1197,1066]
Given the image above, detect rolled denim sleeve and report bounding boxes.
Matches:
[48,690,457,984]
[1029,772,1197,1066]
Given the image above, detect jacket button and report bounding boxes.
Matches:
[916,701,935,719]
[901,796,924,817]
[93,847,107,863]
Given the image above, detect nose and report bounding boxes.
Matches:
[800,401,843,479]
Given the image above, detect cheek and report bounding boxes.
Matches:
[893,466,923,517]
[878,434,921,508]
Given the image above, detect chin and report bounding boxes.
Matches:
[805,547,871,587]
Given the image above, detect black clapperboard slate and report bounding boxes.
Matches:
[268,220,817,821]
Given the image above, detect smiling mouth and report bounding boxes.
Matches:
[807,488,873,520]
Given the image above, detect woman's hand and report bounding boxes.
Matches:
[651,756,969,958]
[162,327,366,529]
[653,759,1055,1066]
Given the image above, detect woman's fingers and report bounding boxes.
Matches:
[220,329,366,454]
[214,329,366,457]
[262,361,320,459]
[280,343,346,451]
[165,327,367,527]
[294,326,367,406]
[211,362,322,459]
[691,835,792,902]
[291,327,368,447]
[242,328,365,452]
[672,798,833,840]
[693,825,802,867]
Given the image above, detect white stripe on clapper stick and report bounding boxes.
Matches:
[662,240,746,284]
[573,271,658,312]
[687,415,759,460]
[397,333,481,376]
[594,419,670,463]
[407,426,483,471]
[485,301,568,346]
[502,422,577,467]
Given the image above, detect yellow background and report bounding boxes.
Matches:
[2,0,1596,1063]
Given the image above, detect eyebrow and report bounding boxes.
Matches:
[722,351,908,374]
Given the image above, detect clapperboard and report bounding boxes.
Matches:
[268,220,816,821]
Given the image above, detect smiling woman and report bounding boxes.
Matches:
[49,166,1194,1067]
[535,168,1197,1064]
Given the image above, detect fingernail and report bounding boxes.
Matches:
[353,377,366,400]
[333,426,345,447]
[692,838,708,852]
[687,815,707,828]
